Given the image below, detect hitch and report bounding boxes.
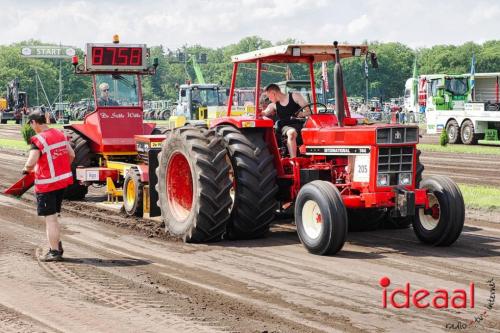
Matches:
[391,186,415,218]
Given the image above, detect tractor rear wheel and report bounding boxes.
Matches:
[295,180,347,255]
[216,126,278,239]
[413,175,465,246]
[156,126,232,242]
[123,167,143,217]
[151,127,169,135]
[63,129,92,200]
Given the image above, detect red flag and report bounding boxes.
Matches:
[4,173,35,197]
[322,61,329,92]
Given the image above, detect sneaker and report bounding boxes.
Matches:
[59,241,64,256]
[39,249,63,262]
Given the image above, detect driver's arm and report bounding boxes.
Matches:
[293,93,310,117]
[261,103,276,118]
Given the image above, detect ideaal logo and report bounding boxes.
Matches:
[379,276,475,309]
[379,277,496,330]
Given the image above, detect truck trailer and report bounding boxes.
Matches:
[404,73,500,144]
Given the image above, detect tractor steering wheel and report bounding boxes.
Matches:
[294,102,328,117]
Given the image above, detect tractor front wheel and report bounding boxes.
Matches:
[295,180,348,255]
[123,167,143,217]
[156,126,232,242]
[413,175,465,246]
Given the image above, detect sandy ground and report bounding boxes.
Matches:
[0,125,499,332]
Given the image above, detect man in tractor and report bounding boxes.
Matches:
[98,82,119,106]
[261,84,309,158]
[23,112,75,262]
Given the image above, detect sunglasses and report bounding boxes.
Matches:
[102,89,109,92]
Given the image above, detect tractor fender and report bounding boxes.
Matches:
[210,116,273,129]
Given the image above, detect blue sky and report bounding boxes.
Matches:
[0,0,498,50]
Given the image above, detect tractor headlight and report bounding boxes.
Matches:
[398,172,412,185]
[377,173,389,186]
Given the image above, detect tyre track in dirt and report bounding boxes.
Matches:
[0,201,319,333]
[0,304,56,333]
[0,220,226,333]
[420,152,500,187]
[59,219,500,332]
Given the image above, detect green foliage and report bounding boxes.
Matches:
[439,129,449,146]
[1,38,500,105]
[21,123,36,144]
[459,183,500,209]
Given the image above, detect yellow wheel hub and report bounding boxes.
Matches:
[126,180,136,206]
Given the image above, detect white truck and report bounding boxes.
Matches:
[404,73,500,144]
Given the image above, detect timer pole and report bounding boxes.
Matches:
[58,42,63,120]
[59,60,62,103]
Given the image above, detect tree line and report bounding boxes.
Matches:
[1,37,499,106]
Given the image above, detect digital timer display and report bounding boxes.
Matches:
[91,47,143,66]
[85,43,148,71]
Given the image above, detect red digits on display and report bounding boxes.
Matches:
[130,48,141,66]
[106,47,117,64]
[92,47,142,66]
[93,47,103,65]
[117,48,128,65]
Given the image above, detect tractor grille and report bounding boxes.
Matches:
[376,127,418,144]
[377,147,414,185]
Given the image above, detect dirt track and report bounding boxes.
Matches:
[0,126,500,332]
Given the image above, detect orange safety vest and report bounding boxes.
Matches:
[31,128,73,193]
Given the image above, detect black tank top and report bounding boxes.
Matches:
[276,93,301,120]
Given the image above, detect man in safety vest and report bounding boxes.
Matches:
[23,112,75,262]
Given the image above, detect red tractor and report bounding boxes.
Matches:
[61,37,167,207]
[157,42,465,255]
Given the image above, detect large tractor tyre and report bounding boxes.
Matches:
[216,125,278,240]
[295,181,348,255]
[123,167,144,217]
[63,129,92,200]
[151,127,169,135]
[156,126,232,242]
[381,149,425,229]
[413,175,465,246]
[446,120,462,144]
[460,120,479,145]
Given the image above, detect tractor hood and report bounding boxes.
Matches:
[301,114,419,148]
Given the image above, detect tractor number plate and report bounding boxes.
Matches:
[241,121,255,128]
[353,155,370,183]
[86,170,99,181]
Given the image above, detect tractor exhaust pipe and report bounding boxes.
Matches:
[333,41,344,127]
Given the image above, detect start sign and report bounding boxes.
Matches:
[21,46,76,59]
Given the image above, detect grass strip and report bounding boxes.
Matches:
[418,143,500,156]
[458,183,500,210]
[0,138,29,151]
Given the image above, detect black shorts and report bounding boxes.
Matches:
[36,188,65,216]
[281,125,299,137]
